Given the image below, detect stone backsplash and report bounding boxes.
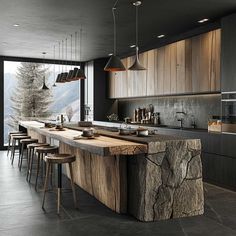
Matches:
[118,94,221,129]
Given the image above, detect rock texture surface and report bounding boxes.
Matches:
[128,139,204,221]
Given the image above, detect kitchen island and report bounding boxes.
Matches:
[19,121,204,222]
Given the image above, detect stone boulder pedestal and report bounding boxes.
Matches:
[128,139,204,221]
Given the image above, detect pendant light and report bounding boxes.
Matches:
[70,32,79,81]
[104,1,125,72]
[60,40,67,82]
[41,52,49,90]
[56,42,62,83]
[66,34,74,81]
[53,45,57,87]
[76,28,86,79]
[128,1,146,70]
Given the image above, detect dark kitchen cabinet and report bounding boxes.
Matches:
[221,13,236,92]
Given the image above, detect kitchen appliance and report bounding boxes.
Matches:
[221,92,236,134]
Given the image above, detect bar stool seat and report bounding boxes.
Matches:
[19,138,38,171]
[11,135,31,165]
[7,131,25,156]
[34,146,59,191]
[42,153,77,214]
[26,143,50,182]
[44,153,76,164]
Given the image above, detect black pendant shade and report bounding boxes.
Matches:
[42,76,49,90]
[66,69,74,81]
[128,1,146,71]
[71,67,79,81]
[128,47,146,70]
[56,73,61,83]
[104,55,126,71]
[76,68,86,79]
[42,82,49,90]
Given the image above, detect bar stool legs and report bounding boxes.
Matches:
[42,154,77,215]
[42,162,51,212]
[69,163,77,208]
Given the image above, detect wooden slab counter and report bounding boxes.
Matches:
[19,121,204,222]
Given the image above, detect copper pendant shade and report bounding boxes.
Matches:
[128,1,146,71]
[104,2,125,72]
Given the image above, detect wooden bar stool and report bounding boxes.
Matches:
[8,133,27,158]
[26,143,50,182]
[19,138,38,171]
[34,146,59,191]
[42,153,77,214]
[11,135,31,165]
[7,131,24,156]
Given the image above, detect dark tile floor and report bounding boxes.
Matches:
[0,151,236,236]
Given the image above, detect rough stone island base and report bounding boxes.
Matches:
[128,139,204,221]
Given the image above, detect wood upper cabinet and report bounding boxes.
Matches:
[191,29,221,93]
[108,29,221,98]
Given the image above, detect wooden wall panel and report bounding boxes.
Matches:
[155,47,165,95]
[176,40,186,93]
[108,29,221,98]
[164,45,171,94]
[170,43,177,94]
[185,39,193,93]
[146,50,155,96]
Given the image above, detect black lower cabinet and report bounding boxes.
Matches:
[156,127,236,190]
[202,152,236,190]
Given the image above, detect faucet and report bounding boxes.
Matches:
[176,111,186,129]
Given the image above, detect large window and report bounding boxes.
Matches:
[4,61,80,145]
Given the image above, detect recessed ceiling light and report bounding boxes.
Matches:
[130,44,136,48]
[108,53,113,56]
[13,24,20,27]
[157,34,165,38]
[198,18,209,23]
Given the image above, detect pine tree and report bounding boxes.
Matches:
[8,62,53,129]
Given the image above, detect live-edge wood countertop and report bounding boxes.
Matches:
[19,121,147,156]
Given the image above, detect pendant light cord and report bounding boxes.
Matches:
[135,3,139,56]
[112,0,119,56]
[71,34,73,69]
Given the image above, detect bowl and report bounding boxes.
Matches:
[82,128,94,137]
[136,127,149,137]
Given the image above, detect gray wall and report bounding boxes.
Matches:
[118,94,221,129]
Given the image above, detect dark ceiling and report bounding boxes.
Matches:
[0,0,236,61]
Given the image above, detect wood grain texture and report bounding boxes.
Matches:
[20,121,147,156]
[60,142,127,213]
[176,40,186,93]
[108,29,221,98]
[156,46,165,95]
[146,49,155,96]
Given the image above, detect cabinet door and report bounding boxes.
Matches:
[136,52,147,97]
[185,39,193,93]
[127,56,135,97]
[109,71,116,98]
[155,47,165,95]
[176,40,186,93]
[163,44,171,94]
[146,49,156,96]
[170,43,177,94]
[191,30,221,93]
[117,58,128,98]
[221,14,236,92]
